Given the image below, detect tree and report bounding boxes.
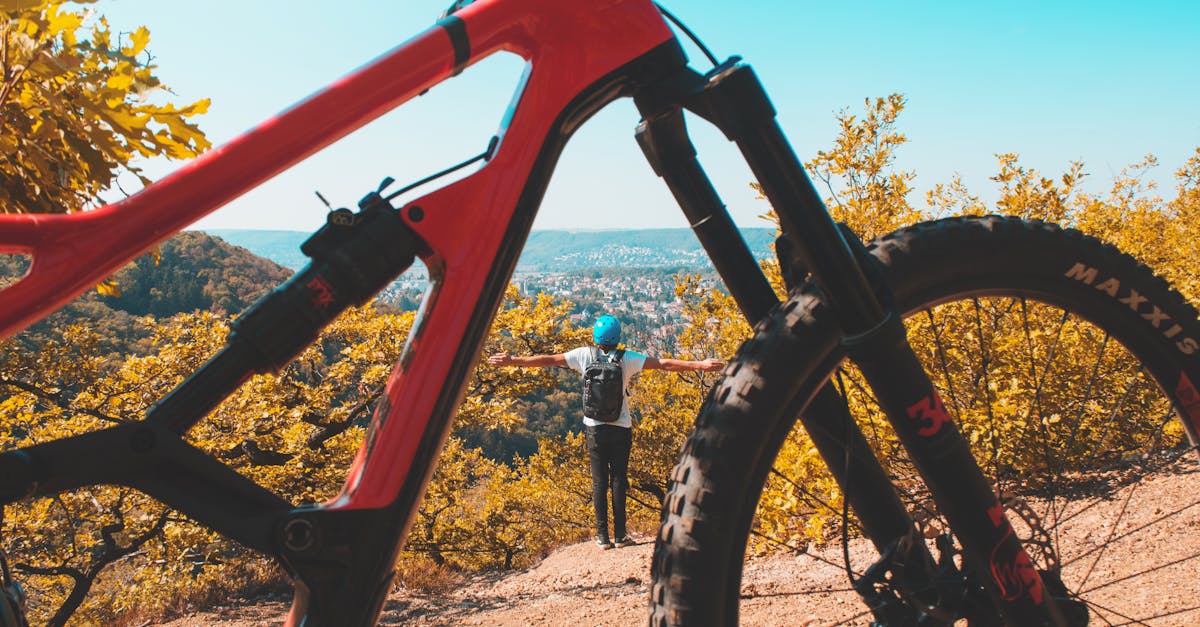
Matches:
[465,286,591,434]
[1073,150,1199,309]
[5,73,1198,620]
[0,0,209,215]
[804,94,921,240]
[1169,149,1200,303]
[400,287,593,570]
[0,317,180,625]
[630,273,745,513]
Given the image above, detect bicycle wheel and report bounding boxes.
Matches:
[650,215,1200,626]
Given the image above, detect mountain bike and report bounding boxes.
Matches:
[1,0,1197,625]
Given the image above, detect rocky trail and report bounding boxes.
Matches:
[160,461,1200,626]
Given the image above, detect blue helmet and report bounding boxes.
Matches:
[593,315,621,345]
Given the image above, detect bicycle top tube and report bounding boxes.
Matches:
[0,0,675,343]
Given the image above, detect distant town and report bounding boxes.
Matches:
[205,227,779,353]
[380,266,710,354]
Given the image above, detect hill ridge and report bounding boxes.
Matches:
[201,227,777,272]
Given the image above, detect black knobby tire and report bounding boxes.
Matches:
[649,215,1200,626]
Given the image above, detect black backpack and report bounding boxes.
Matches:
[582,348,625,422]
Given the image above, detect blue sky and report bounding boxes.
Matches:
[95,0,1200,233]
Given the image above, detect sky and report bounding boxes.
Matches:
[93,0,1200,234]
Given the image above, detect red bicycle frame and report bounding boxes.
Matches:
[0,0,685,623]
[0,0,1080,625]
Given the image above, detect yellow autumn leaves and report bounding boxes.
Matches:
[1,1,208,215]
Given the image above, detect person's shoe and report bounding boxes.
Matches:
[595,536,614,550]
[614,535,636,548]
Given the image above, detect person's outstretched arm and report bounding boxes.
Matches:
[643,356,724,372]
[488,352,568,368]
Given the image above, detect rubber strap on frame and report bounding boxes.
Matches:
[438,15,470,76]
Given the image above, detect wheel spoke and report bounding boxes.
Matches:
[745,528,867,577]
[970,299,1003,489]
[1060,492,1200,571]
[1050,446,1196,530]
[1110,605,1200,626]
[1088,372,1141,462]
[1077,475,1142,591]
[839,367,889,449]
[923,307,964,417]
[1077,546,1200,597]
[1050,329,1112,549]
[1086,602,1122,627]
[768,467,855,529]
[1027,307,1071,481]
[1078,590,1200,626]
[1012,303,1070,463]
[1077,594,1152,626]
[1051,399,1176,538]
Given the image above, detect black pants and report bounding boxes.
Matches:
[586,424,632,539]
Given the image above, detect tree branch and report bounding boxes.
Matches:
[305,385,384,449]
[12,561,83,581]
[0,35,52,133]
[0,377,124,425]
[92,509,168,576]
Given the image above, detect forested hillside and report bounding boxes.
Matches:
[106,231,292,317]
[1,232,291,358]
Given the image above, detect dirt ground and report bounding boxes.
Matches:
[155,536,873,627]
[158,458,1199,626]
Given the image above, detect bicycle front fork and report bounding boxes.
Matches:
[632,57,1072,626]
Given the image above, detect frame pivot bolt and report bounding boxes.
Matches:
[283,517,318,552]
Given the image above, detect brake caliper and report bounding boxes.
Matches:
[1000,493,1088,625]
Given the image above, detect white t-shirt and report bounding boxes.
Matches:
[563,346,647,429]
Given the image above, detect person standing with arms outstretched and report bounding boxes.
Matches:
[488,314,724,549]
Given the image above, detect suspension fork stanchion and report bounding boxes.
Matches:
[631,108,777,325]
[632,90,934,618]
[687,64,884,333]
[841,316,1069,626]
[806,384,961,624]
[682,60,1068,626]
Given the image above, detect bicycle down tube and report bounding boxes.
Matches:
[0,1,1078,626]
